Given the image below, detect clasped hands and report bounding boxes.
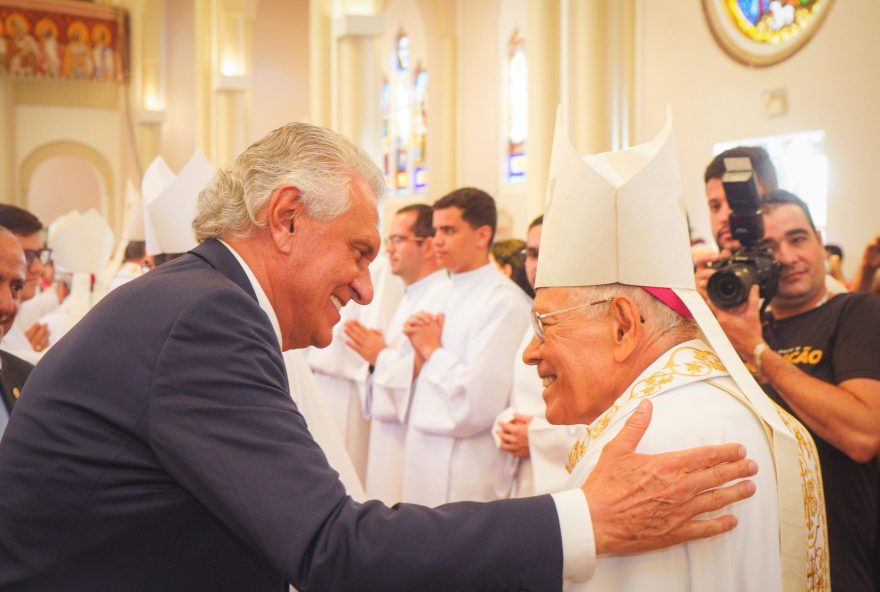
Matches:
[403,311,444,361]
[496,413,532,458]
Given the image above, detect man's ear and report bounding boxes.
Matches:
[475,225,493,249]
[610,296,641,363]
[266,185,305,253]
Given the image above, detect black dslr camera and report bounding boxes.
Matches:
[707,157,781,309]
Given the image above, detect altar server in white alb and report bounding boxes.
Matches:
[525,109,829,592]
[306,253,403,483]
[343,204,450,505]
[493,214,579,498]
[401,188,531,506]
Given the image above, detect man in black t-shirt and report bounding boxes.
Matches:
[700,190,880,591]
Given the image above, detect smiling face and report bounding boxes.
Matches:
[759,203,827,317]
[431,206,490,274]
[273,182,380,350]
[0,233,26,340]
[523,287,618,425]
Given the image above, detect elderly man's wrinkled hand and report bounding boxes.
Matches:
[581,400,757,556]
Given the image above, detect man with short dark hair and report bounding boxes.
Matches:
[0,205,52,357]
[344,203,449,504]
[702,189,880,591]
[0,227,33,437]
[401,188,531,505]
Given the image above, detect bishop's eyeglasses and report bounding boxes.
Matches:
[530,298,614,342]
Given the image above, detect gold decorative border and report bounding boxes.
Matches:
[701,0,835,68]
[777,408,830,591]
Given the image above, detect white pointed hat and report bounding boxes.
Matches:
[536,106,694,292]
[47,209,115,276]
[141,156,175,255]
[144,151,214,256]
[122,179,145,242]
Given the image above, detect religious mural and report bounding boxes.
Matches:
[0,1,128,82]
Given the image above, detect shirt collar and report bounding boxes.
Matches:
[217,239,283,348]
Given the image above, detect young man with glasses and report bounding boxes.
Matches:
[0,205,55,359]
[400,188,531,506]
[343,203,449,504]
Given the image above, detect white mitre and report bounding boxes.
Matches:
[122,179,145,242]
[538,108,828,592]
[536,107,693,290]
[144,151,214,256]
[141,156,175,256]
[47,209,114,277]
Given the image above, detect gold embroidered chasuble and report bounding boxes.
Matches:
[564,339,828,592]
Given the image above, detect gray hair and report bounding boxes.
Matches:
[193,122,385,241]
[567,284,697,342]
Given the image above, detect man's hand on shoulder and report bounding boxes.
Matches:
[581,400,757,555]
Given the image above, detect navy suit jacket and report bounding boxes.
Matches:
[0,239,564,591]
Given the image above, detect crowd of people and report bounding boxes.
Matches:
[0,120,877,591]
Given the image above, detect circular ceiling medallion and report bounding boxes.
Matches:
[702,0,834,67]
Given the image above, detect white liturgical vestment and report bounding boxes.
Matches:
[563,339,825,592]
[493,328,579,498]
[402,262,530,506]
[365,270,450,505]
[307,256,404,483]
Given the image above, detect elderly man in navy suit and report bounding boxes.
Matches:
[0,123,757,591]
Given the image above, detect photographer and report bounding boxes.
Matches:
[698,189,880,591]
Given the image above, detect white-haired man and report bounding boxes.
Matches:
[0,122,758,591]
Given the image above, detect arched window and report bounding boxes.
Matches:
[412,62,428,193]
[506,28,527,183]
[382,29,428,196]
[380,75,392,185]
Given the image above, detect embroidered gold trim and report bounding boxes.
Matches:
[565,438,587,474]
[778,408,830,592]
[565,345,727,473]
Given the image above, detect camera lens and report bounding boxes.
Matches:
[707,264,757,308]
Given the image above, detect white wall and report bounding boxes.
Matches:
[636,2,880,276]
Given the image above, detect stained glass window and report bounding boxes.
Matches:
[382,29,428,196]
[380,76,391,185]
[412,62,428,193]
[393,30,411,195]
[507,28,527,183]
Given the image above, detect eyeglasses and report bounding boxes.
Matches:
[519,247,539,260]
[23,248,52,267]
[530,298,614,342]
[384,235,427,247]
